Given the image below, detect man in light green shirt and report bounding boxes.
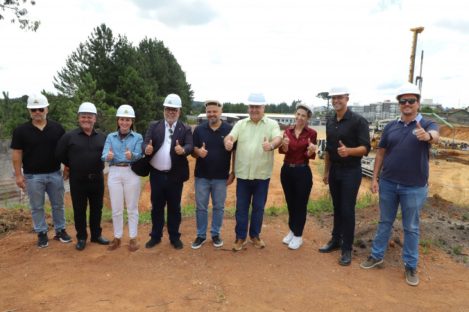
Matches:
[224,93,282,251]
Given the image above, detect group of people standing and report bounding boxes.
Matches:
[11,82,438,287]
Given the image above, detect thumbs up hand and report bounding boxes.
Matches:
[306,138,316,156]
[262,136,272,152]
[198,142,208,158]
[224,136,234,151]
[124,147,132,160]
[414,121,430,141]
[282,132,290,152]
[337,140,349,157]
[106,146,114,161]
[145,139,153,155]
[174,139,185,155]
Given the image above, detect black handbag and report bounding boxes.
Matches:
[131,156,152,177]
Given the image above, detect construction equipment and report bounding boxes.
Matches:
[409,27,424,85]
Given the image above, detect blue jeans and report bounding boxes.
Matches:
[235,178,270,239]
[24,170,66,233]
[371,178,428,269]
[195,178,227,239]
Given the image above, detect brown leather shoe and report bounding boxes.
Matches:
[108,238,121,251]
[250,236,266,249]
[128,238,139,252]
[232,238,247,252]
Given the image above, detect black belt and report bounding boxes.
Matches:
[152,168,170,174]
[284,163,308,168]
[112,163,130,167]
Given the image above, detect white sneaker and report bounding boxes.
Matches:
[282,231,294,245]
[288,236,303,250]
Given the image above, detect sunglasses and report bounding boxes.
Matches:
[168,128,173,140]
[30,108,45,112]
[398,98,417,105]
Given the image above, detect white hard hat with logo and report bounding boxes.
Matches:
[27,93,49,109]
[78,102,97,114]
[296,102,312,115]
[116,104,135,118]
[396,83,421,100]
[163,94,182,108]
[247,93,267,105]
[328,87,350,97]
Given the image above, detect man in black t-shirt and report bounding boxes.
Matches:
[10,93,71,248]
[191,100,234,249]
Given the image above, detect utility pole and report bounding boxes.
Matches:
[409,27,424,84]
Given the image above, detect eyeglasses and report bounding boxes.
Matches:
[30,108,45,112]
[168,128,173,140]
[164,107,179,112]
[398,98,417,105]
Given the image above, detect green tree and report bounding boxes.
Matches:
[0,0,40,31]
[54,24,193,134]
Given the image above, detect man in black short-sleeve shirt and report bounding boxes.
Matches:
[320,87,370,266]
[11,93,71,248]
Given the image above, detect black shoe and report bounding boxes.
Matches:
[76,239,86,251]
[212,235,224,248]
[191,237,206,249]
[319,238,342,253]
[171,239,184,250]
[37,232,49,248]
[54,229,72,243]
[90,236,110,245]
[145,237,161,248]
[339,250,352,266]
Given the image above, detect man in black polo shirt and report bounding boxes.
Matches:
[320,87,370,266]
[11,93,71,248]
[191,100,234,249]
[56,102,109,251]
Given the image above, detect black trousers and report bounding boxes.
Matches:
[149,169,183,242]
[69,174,104,240]
[328,165,362,251]
[280,165,313,237]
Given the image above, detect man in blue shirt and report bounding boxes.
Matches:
[191,100,235,249]
[360,83,439,287]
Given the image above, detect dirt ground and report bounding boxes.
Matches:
[1,126,469,311]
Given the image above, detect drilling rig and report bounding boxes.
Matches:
[409,26,424,90]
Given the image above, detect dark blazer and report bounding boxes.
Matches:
[143,119,193,182]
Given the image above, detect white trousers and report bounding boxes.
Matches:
[108,166,141,239]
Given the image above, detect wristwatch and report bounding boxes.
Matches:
[427,132,433,142]
[270,143,275,151]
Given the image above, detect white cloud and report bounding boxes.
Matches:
[0,0,468,108]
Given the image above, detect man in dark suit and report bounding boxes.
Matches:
[143,94,193,249]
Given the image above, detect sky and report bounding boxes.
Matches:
[1,0,468,108]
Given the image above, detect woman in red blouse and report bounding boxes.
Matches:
[279,103,317,250]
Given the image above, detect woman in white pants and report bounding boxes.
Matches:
[101,105,143,251]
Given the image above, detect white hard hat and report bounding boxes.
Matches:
[247,93,267,105]
[296,102,312,115]
[396,83,421,100]
[116,104,135,118]
[27,93,49,109]
[204,100,223,108]
[78,102,97,114]
[163,94,182,108]
[328,87,349,97]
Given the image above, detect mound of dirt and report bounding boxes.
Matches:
[0,207,32,235]
[440,125,469,142]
